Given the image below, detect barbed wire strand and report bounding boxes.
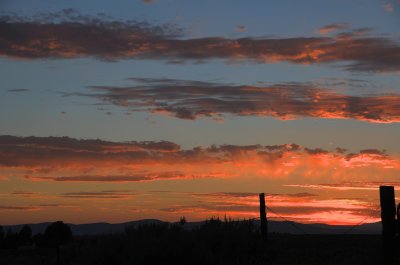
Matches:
[265,206,309,235]
[341,205,381,235]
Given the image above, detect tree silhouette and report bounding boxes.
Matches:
[0,225,3,247]
[179,216,187,226]
[44,221,72,265]
[18,225,32,245]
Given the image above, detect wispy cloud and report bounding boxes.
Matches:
[383,3,394,12]
[285,181,400,191]
[235,25,247,33]
[80,78,400,123]
[60,190,135,199]
[318,23,349,35]
[6,89,30,92]
[0,205,40,211]
[25,172,191,182]
[1,10,400,71]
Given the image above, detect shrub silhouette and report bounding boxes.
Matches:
[44,221,72,265]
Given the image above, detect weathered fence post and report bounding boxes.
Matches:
[259,193,268,243]
[379,186,396,261]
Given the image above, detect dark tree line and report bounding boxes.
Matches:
[0,224,32,249]
[0,221,72,264]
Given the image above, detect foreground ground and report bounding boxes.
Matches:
[0,220,399,265]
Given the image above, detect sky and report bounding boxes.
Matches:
[1,0,400,226]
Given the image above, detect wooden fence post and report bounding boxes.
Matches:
[397,203,400,237]
[259,193,268,243]
[379,186,396,261]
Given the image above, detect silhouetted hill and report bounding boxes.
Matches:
[2,219,381,235]
[267,220,381,234]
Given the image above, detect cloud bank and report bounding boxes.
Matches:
[1,135,398,183]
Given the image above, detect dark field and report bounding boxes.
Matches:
[1,219,399,265]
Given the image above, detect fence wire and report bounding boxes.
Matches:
[253,204,381,235]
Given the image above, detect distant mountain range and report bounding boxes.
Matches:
[3,219,381,236]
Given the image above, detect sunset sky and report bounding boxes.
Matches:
[1,0,400,226]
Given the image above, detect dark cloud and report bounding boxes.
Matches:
[80,78,400,123]
[335,147,347,154]
[158,197,372,218]
[11,191,39,197]
[0,135,303,168]
[0,134,180,153]
[284,192,317,197]
[346,149,387,160]
[1,11,399,71]
[189,191,316,199]
[6,89,30,92]
[60,190,134,198]
[26,171,185,182]
[304,148,329,155]
[159,203,256,213]
[0,205,40,211]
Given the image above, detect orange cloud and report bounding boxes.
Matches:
[80,78,400,123]
[1,10,400,71]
